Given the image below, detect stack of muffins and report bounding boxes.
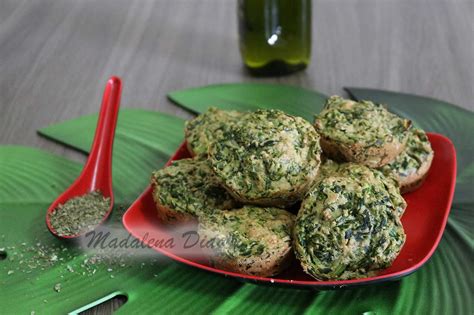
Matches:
[150,96,434,280]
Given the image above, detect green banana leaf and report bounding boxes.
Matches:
[0,148,243,314]
[39,109,185,204]
[1,84,472,314]
[168,83,327,121]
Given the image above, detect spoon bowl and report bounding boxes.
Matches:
[46,76,122,239]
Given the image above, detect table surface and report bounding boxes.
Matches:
[0,0,472,313]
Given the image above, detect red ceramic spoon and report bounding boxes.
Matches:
[46,76,122,239]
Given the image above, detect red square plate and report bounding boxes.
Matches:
[122,133,456,289]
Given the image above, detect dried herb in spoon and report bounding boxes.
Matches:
[49,191,110,237]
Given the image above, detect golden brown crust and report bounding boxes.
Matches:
[320,135,406,168]
[319,136,348,163]
[207,244,293,277]
[400,173,427,194]
[198,206,295,277]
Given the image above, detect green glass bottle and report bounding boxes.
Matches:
[238,0,312,76]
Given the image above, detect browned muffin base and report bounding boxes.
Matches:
[320,136,406,168]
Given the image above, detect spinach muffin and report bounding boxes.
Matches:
[314,96,412,168]
[336,164,407,217]
[294,164,406,280]
[381,127,434,193]
[313,159,341,184]
[185,107,243,157]
[209,109,322,206]
[151,158,237,224]
[198,206,295,277]
[314,162,406,217]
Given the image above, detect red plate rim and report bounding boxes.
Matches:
[122,132,456,288]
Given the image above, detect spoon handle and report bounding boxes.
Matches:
[83,76,122,191]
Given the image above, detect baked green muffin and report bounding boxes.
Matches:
[185,107,242,156]
[381,127,434,193]
[198,206,295,277]
[314,162,406,217]
[313,159,341,185]
[314,96,412,168]
[336,164,407,217]
[209,109,322,206]
[294,165,406,280]
[151,158,237,224]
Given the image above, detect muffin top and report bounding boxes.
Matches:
[151,158,237,217]
[381,127,434,180]
[199,206,295,263]
[209,109,321,205]
[185,107,242,156]
[294,172,406,280]
[313,162,406,217]
[313,158,341,184]
[314,96,411,148]
[336,163,407,217]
